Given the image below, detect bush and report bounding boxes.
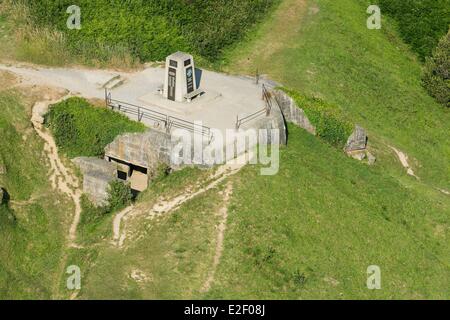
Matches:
[22,0,279,62]
[45,97,146,157]
[422,30,450,107]
[78,180,131,240]
[378,0,450,60]
[280,88,354,148]
[106,180,132,212]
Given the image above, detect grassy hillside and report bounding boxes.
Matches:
[1,0,449,300]
[67,125,450,299]
[200,0,450,298]
[5,0,279,65]
[224,0,450,189]
[0,88,71,299]
[205,125,450,299]
[379,0,450,60]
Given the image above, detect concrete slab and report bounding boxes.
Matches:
[0,63,268,134]
[130,171,148,192]
[138,89,222,117]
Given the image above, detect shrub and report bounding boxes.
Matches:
[79,180,131,230]
[280,88,354,148]
[22,0,279,62]
[422,30,450,107]
[106,180,132,212]
[378,0,450,60]
[45,97,146,157]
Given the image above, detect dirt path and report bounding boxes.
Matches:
[201,182,233,293]
[389,146,450,196]
[389,146,419,179]
[112,151,252,248]
[226,0,308,75]
[31,97,83,247]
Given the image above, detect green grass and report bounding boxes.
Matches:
[45,97,146,158]
[205,125,450,299]
[279,87,354,147]
[200,0,450,298]
[224,0,450,189]
[0,90,71,299]
[1,0,450,300]
[58,167,217,299]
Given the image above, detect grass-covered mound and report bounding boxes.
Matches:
[22,0,279,63]
[279,87,354,148]
[45,97,146,158]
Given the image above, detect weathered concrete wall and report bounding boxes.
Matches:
[104,129,176,171]
[344,125,367,152]
[271,89,375,163]
[73,157,117,206]
[272,89,316,135]
[104,101,287,175]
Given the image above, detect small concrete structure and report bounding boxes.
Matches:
[163,52,199,102]
[344,125,368,152]
[73,157,117,206]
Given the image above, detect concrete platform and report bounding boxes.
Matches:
[138,89,222,117]
[112,67,267,133]
[0,63,269,134]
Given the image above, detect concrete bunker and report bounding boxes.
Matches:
[106,156,149,195]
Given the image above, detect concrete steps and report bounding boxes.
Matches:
[104,76,125,90]
[93,74,125,90]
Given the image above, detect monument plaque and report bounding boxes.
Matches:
[163,52,198,102]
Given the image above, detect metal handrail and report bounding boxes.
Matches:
[235,84,272,129]
[105,89,212,140]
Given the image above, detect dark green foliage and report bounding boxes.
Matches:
[22,0,279,62]
[80,181,131,221]
[378,0,450,60]
[422,30,450,107]
[106,180,132,212]
[45,97,146,158]
[78,181,131,244]
[280,88,354,148]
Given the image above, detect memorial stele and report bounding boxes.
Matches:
[163,51,200,103]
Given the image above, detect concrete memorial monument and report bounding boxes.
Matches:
[163,51,201,102]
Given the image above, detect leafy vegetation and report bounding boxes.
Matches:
[20,0,279,63]
[0,89,69,299]
[422,30,450,107]
[378,0,450,60]
[106,180,133,212]
[280,87,354,147]
[45,97,146,158]
[77,180,132,245]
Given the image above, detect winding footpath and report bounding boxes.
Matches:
[112,151,252,248]
[201,182,233,293]
[31,97,83,248]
